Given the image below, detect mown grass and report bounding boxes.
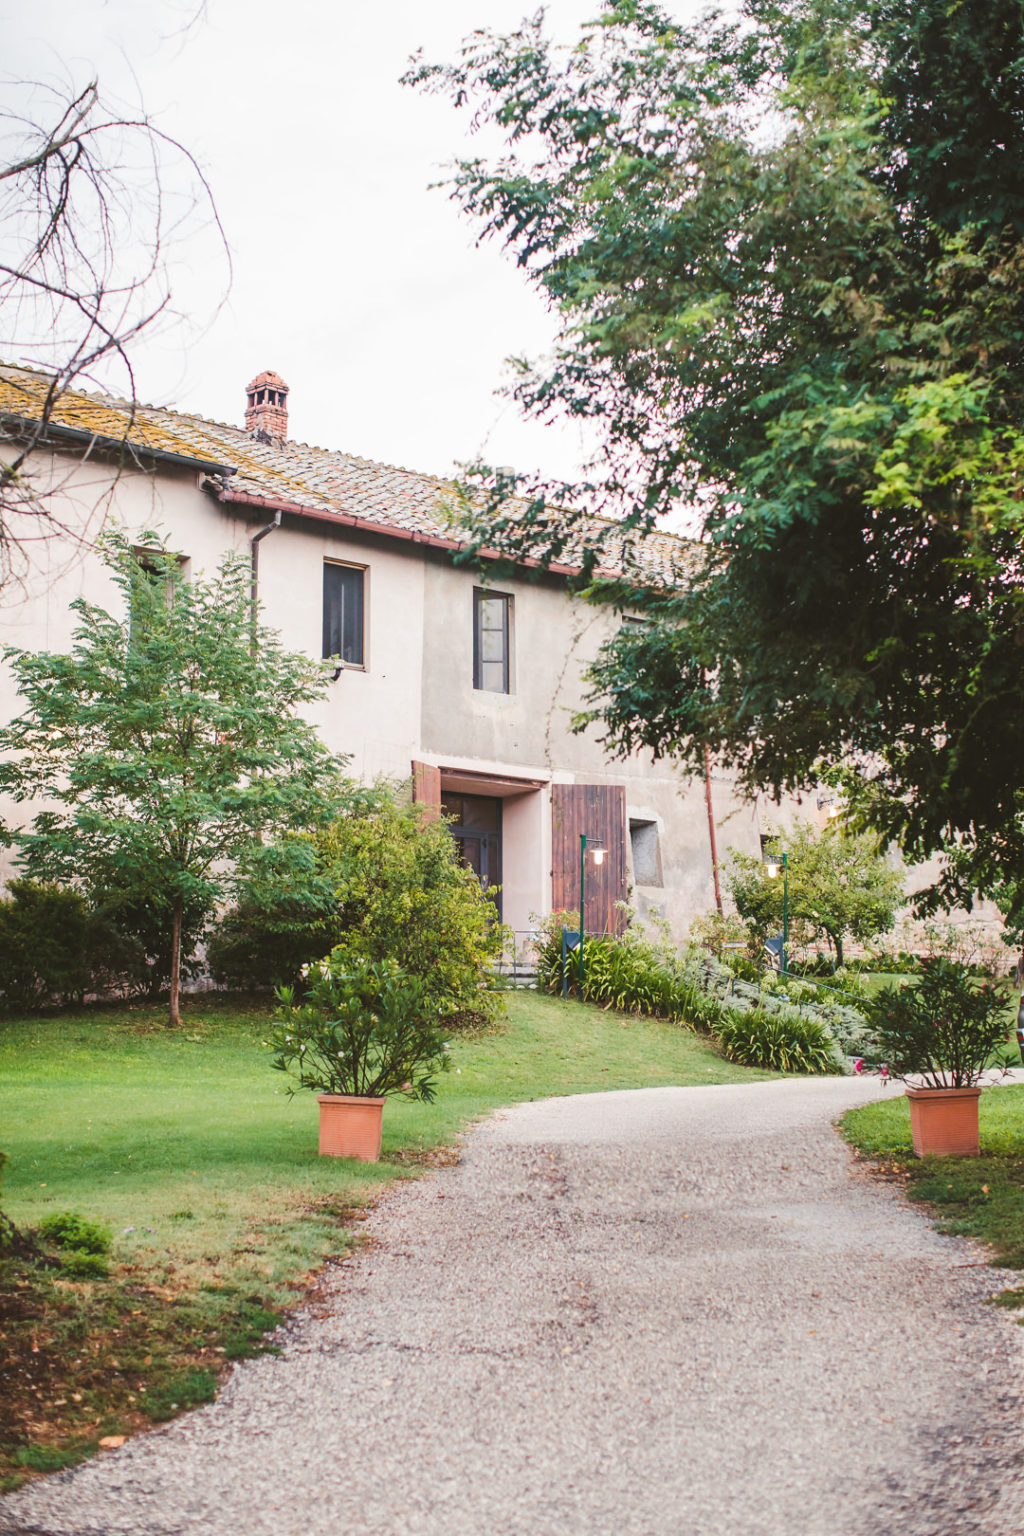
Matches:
[841,1084,1024,1295]
[0,988,771,1487]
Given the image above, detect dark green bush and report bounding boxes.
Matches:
[0,882,136,1010]
[58,1249,110,1279]
[37,1210,112,1254]
[0,880,181,1010]
[206,896,327,991]
[715,1009,840,1074]
[37,1210,112,1278]
[269,952,450,1100]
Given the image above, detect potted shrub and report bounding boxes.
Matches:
[866,957,1011,1156]
[267,949,449,1161]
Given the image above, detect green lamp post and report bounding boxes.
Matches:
[766,850,789,975]
[577,832,605,996]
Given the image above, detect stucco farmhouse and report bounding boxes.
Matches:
[0,362,804,957]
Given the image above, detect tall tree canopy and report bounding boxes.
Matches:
[409,0,1024,920]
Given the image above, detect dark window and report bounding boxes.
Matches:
[473,589,511,693]
[322,561,365,667]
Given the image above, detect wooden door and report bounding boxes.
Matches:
[550,783,628,936]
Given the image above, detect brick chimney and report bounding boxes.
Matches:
[245,370,289,442]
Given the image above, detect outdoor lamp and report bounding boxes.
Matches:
[576,835,607,996]
[763,849,789,973]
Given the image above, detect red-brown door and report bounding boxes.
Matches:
[550,783,628,936]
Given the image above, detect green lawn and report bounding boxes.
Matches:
[842,1085,1024,1289]
[0,988,770,1484]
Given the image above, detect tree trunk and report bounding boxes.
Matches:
[832,931,844,969]
[168,893,183,1028]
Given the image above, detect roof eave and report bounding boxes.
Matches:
[207,482,608,581]
[0,411,237,478]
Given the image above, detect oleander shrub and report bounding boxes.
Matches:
[864,957,1013,1087]
[715,1009,840,1074]
[268,951,450,1100]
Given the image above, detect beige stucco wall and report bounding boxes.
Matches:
[0,444,782,951]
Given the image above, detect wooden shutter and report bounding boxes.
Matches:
[550,783,628,936]
[411,761,441,822]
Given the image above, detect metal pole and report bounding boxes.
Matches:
[578,832,587,998]
[249,510,282,643]
[782,852,789,976]
[704,745,723,915]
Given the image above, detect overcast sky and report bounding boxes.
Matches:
[5,0,706,486]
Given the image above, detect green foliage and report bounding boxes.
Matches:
[213,787,505,1026]
[727,821,902,969]
[268,951,451,1101]
[844,1087,1024,1272]
[864,957,1013,1087]
[409,1,1024,916]
[57,1249,110,1278]
[38,1209,112,1276]
[0,880,150,1010]
[715,1009,840,1075]
[687,909,752,961]
[12,1444,84,1474]
[141,1366,218,1423]
[0,532,348,1024]
[534,910,726,1034]
[37,1210,112,1254]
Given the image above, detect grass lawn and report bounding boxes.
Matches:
[0,988,772,1487]
[841,1084,1024,1296]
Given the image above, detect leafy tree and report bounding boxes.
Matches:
[727,822,903,968]
[409,0,1024,916]
[211,787,507,1027]
[0,533,348,1026]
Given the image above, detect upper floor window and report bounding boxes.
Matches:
[473,589,511,693]
[323,560,366,668]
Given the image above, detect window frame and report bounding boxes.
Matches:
[472,587,512,694]
[322,558,367,670]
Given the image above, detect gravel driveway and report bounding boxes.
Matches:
[3,1077,1024,1536]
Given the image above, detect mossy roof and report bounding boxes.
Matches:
[0,364,697,584]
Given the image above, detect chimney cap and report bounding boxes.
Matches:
[246,369,288,394]
[244,369,290,442]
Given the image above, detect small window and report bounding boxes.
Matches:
[473,589,511,693]
[629,818,663,887]
[323,561,365,667]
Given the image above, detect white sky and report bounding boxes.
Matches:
[4,0,705,485]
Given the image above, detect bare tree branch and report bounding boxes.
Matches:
[0,75,230,589]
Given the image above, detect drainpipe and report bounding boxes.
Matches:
[704,745,723,916]
[249,511,282,636]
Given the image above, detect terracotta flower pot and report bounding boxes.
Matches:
[317,1094,385,1161]
[905,1085,982,1158]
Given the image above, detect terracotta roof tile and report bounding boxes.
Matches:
[0,365,697,584]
